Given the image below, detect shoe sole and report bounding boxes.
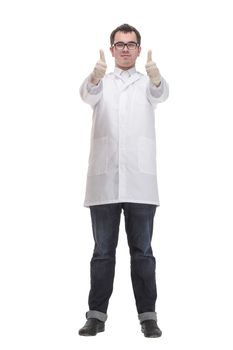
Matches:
[79,327,105,336]
[141,329,162,338]
[143,333,162,338]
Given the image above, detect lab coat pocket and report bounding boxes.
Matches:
[88,136,108,176]
[138,136,157,175]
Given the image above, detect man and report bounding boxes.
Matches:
[79,24,169,337]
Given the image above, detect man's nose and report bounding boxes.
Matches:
[123,44,128,51]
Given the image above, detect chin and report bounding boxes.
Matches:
[122,62,132,68]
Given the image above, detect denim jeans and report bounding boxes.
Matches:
[87,202,158,319]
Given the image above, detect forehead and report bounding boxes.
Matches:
[114,31,137,42]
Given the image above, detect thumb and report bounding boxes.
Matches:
[147,49,152,63]
[99,49,106,63]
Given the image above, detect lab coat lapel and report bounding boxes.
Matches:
[123,73,141,90]
[113,72,141,91]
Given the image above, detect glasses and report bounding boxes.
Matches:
[112,41,139,50]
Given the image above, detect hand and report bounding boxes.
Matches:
[145,50,161,87]
[90,49,107,85]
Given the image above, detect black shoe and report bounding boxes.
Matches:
[141,319,162,338]
[79,318,105,336]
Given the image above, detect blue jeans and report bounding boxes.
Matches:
[87,202,158,319]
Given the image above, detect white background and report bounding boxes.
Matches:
[1,0,233,349]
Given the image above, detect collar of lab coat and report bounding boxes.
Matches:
[113,66,141,90]
[114,66,136,77]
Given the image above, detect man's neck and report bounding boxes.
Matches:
[116,65,135,71]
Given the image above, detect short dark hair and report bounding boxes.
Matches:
[110,23,141,46]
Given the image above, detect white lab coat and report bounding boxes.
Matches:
[80,68,169,208]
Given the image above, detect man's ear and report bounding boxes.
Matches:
[138,47,141,56]
[109,46,114,57]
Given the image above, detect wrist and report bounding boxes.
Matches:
[90,74,100,85]
[150,79,161,87]
[150,75,161,87]
[155,81,161,87]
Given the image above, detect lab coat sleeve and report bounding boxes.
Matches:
[147,76,169,108]
[79,75,103,108]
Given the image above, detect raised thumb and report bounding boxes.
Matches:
[99,49,106,62]
[147,49,152,63]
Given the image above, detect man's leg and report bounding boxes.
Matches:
[88,203,121,314]
[79,203,121,336]
[123,202,162,337]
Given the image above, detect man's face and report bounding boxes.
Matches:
[110,31,141,70]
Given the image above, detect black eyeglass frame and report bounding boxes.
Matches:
[112,41,140,50]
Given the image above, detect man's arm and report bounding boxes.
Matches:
[79,50,107,107]
[145,50,169,107]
